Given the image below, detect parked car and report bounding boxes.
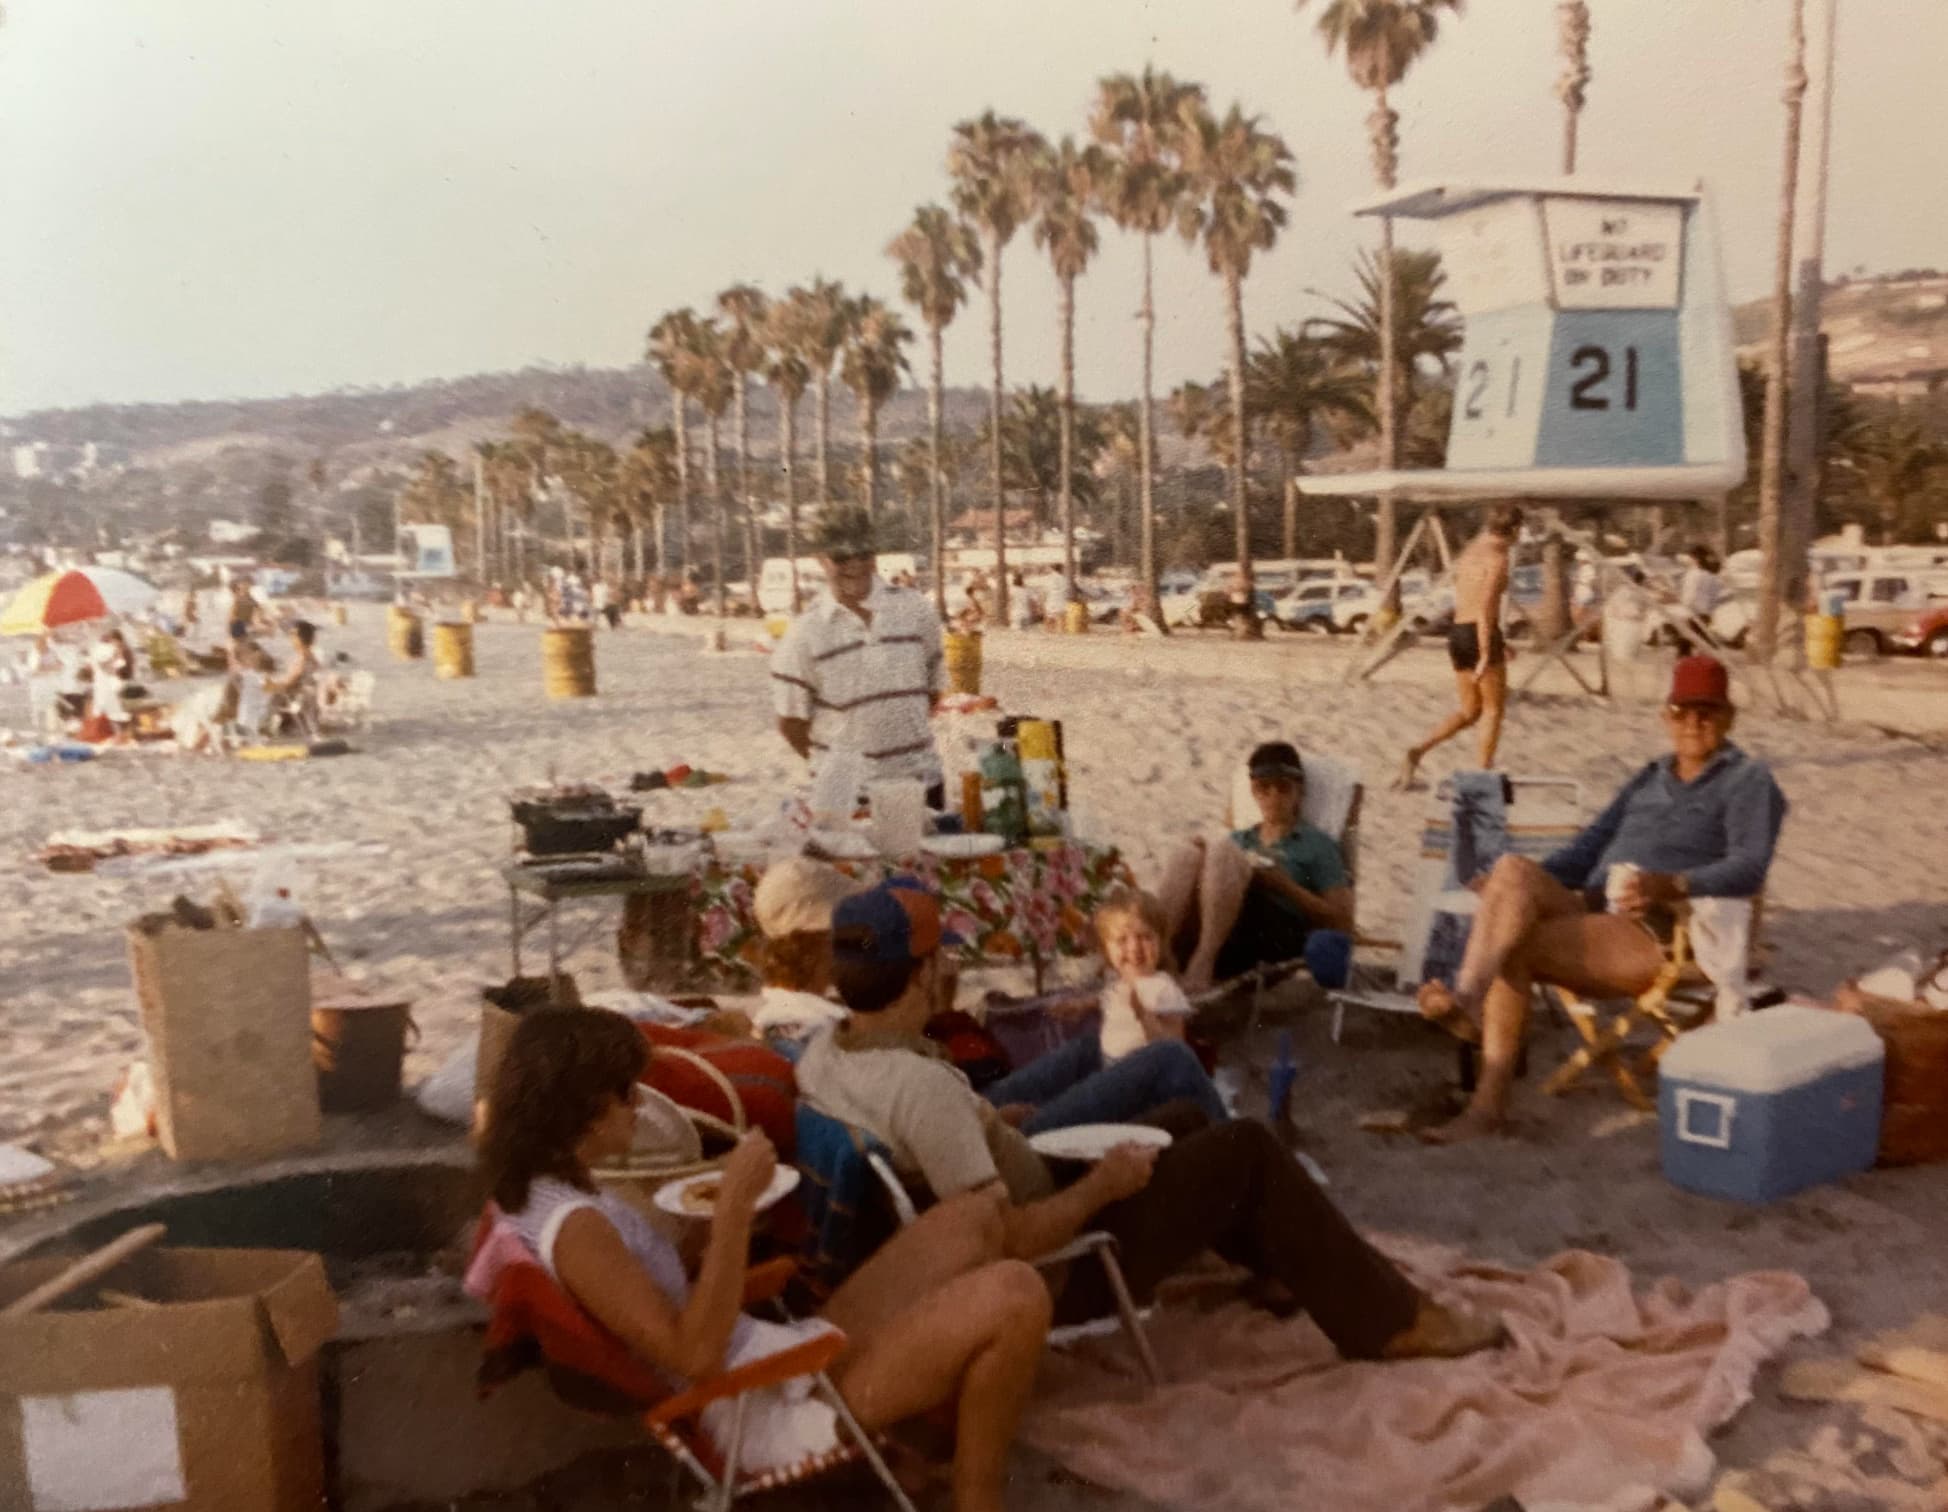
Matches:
[1816,570,1948,658]
[1332,574,1451,636]
[1276,578,1367,633]
[1891,601,1948,659]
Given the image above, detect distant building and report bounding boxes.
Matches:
[208,519,259,546]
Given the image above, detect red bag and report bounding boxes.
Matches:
[637,1024,796,1156]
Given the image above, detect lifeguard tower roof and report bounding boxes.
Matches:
[1351,178,1703,222]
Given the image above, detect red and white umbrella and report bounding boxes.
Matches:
[1,567,161,635]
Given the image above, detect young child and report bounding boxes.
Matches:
[1095,887,1195,1062]
[980,885,1225,1134]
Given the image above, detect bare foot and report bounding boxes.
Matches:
[1380,1298,1507,1360]
[1180,959,1216,995]
[1391,751,1422,791]
[1417,1105,1507,1145]
[1415,981,1482,1044]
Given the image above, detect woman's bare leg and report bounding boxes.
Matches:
[830,1260,1052,1512]
[1397,670,1484,789]
[819,1192,1002,1342]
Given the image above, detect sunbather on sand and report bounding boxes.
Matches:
[482,1007,1047,1512]
[979,888,1229,1134]
[797,881,1504,1362]
[1157,742,1354,993]
[1416,656,1788,1143]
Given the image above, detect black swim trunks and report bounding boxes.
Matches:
[1447,623,1506,672]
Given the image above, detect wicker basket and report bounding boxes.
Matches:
[1853,996,1948,1166]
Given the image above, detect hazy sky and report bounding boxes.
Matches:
[1,1,1940,417]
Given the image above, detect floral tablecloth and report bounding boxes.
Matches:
[693,841,1132,983]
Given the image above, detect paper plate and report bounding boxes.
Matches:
[654,1165,801,1219]
[921,833,1005,859]
[1028,1124,1173,1161]
[806,829,878,860]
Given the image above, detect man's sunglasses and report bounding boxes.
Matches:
[1664,704,1723,722]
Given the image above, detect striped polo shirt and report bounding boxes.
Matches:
[771,579,945,787]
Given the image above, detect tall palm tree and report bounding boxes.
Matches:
[1309,248,1462,419]
[1032,135,1105,600]
[1754,0,1809,663]
[717,284,771,609]
[1556,1,1591,174]
[1098,401,1143,568]
[1177,101,1296,638]
[948,110,1048,624]
[619,427,679,581]
[887,204,982,617]
[989,385,1104,536]
[507,407,564,579]
[684,318,736,616]
[647,309,704,575]
[1246,328,1371,560]
[1092,67,1205,635]
[761,308,813,610]
[839,293,914,526]
[1298,0,1465,591]
[778,278,849,509]
[476,440,533,585]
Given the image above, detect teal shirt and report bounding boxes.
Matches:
[1231,821,1348,922]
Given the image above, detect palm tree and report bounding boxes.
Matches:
[396,452,472,551]
[683,318,736,616]
[778,279,849,509]
[1298,0,1465,589]
[619,427,679,581]
[1246,328,1371,560]
[948,110,1048,624]
[476,440,534,585]
[1845,419,1948,545]
[1556,1,1592,174]
[989,385,1104,534]
[507,407,564,577]
[1032,135,1105,600]
[838,293,914,526]
[1093,68,1205,635]
[717,284,771,609]
[1177,100,1296,638]
[761,308,813,610]
[647,310,704,575]
[887,204,982,617]
[1310,248,1461,419]
[1754,0,1809,663]
[1169,378,1217,449]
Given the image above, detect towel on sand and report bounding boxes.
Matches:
[1021,1236,1826,1512]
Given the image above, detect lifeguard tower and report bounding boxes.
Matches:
[1299,180,1747,690]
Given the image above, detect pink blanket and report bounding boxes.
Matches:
[1022,1239,1827,1512]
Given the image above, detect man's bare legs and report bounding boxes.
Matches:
[1397,669,1485,790]
[1156,836,1255,992]
[1418,855,1665,1141]
[1476,662,1509,769]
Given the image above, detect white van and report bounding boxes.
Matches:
[757,554,919,614]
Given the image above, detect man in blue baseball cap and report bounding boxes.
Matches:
[793,880,1504,1361]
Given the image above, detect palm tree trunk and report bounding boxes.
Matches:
[1282,454,1298,563]
[1138,232,1164,634]
[1226,270,1259,640]
[1754,0,1809,664]
[987,231,1010,623]
[1375,213,1399,610]
[736,374,759,610]
[671,394,690,574]
[1059,271,1077,601]
[1785,0,1838,617]
[815,377,831,507]
[781,390,801,611]
[928,324,947,619]
[1539,521,1569,642]
[861,401,879,522]
[706,414,726,617]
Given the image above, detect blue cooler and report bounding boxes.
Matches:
[1659,1006,1884,1202]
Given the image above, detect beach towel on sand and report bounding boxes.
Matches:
[1021,1235,1826,1512]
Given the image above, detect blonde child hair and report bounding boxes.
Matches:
[1092,885,1170,957]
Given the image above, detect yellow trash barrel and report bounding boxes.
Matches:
[542,624,597,698]
[461,599,480,626]
[944,630,982,695]
[1805,613,1843,670]
[432,620,475,679]
[331,603,348,627]
[387,605,423,660]
[1064,600,1090,635]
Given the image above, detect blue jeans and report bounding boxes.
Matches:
[982,1034,1229,1134]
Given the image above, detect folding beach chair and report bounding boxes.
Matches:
[466,1207,916,1512]
[793,1106,1162,1387]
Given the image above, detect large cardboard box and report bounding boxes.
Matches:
[0,1246,339,1512]
[128,921,320,1161]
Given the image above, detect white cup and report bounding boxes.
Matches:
[867,779,928,857]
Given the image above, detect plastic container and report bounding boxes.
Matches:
[1659,1005,1884,1201]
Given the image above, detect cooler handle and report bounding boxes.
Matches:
[1675,1089,1737,1150]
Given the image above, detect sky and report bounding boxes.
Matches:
[0,0,1941,417]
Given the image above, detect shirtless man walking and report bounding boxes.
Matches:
[1395,503,1522,789]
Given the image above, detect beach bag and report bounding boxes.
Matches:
[637,1024,796,1155]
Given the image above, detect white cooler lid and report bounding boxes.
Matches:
[1661,1005,1883,1094]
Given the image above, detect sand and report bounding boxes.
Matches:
[2,605,1946,1508]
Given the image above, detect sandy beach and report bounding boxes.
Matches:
[3,608,1947,1508]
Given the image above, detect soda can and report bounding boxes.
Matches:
[1605,861,1641,912]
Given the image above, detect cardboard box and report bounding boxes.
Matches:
[128,922,320,1161]
[0,1246,339,1512]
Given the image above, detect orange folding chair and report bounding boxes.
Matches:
[468,1211,916,1512]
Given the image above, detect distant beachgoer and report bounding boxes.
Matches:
[1396,503,1522,789]
[91,629,138,742]
[1674,546,1725,653]
[228,580,258,641]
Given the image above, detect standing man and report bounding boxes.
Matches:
[772,507,947,807]
[1396,503,1522,789]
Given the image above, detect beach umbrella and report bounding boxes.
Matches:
[0,567,160,635]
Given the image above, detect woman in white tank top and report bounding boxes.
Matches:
[480,1008,1052,1512]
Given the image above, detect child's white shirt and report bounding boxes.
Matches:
[1098,972,1192,1062]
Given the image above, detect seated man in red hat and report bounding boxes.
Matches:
[1416,656,1788,1143]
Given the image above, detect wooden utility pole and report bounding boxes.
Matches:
[1784,0,1840,614]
